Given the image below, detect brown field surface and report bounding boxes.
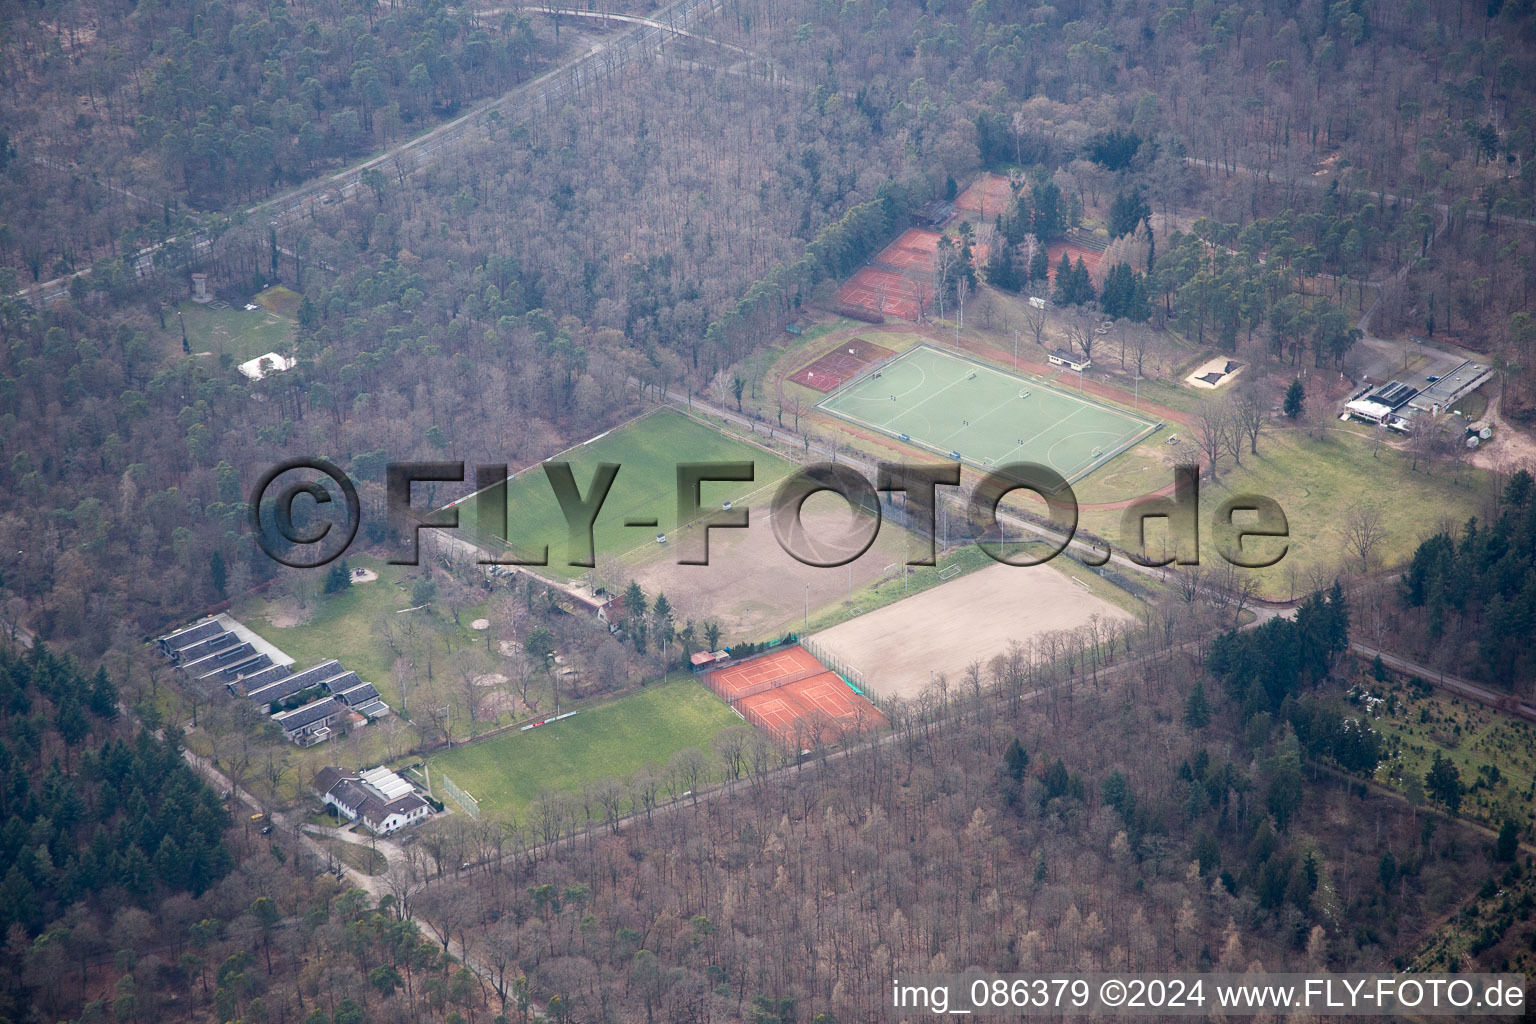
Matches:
[809,560,1134,699]
[629,493,911,641]
[954,172,1014,218]
[1046,240,1103,279]
[835,265,923,320]
[873,228,943,274]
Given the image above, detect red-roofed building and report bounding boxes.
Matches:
[689,650,728,672]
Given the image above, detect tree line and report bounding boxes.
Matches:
[377,583,1495,1021]
[1395,469,1536,689]
[0,644,230,957]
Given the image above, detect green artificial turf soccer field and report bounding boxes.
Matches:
[818,345,1156,485]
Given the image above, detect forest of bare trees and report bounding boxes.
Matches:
[3,0,1536,1019]
[372,592,1491,1021]
[5,0,1536,648]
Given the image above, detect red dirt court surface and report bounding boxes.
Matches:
[1046,241,1103,280]
[787,336,896,392]
[833,227,950,321]
[834,266,923,321]
[708,646,825,700]
[707,646,885,750]
[873,228,942,275]
[954,172,1015,218]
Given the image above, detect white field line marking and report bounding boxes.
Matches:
[995,405,1085,465]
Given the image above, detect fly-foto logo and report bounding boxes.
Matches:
[250,460,1289,571]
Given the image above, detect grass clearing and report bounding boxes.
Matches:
[1079,425,1490,599]
[426,676,742,819]
[168,300,297,363]
[1453,390,1490,421]
[255,284,304,317]
[459,409,797,579]
[233,555,494,711]
[308,835,389,875]
[1370,667,1536,975]
[1071,435,1180,505]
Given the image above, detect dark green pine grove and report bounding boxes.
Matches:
[1051,253,1096,306]
[1099,261,1152,321]
[1206,584,1383,778]
[1155,214,1366,361]
[1398,469,1536,687]
[1208,584,1352,718]
[0,646,231,941]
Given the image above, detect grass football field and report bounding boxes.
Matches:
[427,677,742,817]
[458,409,797,577]
[817,345,1157,485]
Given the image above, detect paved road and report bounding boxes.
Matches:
[178,746,392,893]
[505,5,760,59]
[32,155,155,209]
[1350,641,1536,723]
[250,0,726,224]
[14,0,727,306]
[179,743,514,1006]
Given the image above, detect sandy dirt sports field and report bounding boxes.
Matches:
[630,493,909,639]
[809,561,1134,699]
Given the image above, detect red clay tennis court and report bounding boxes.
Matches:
[707,646,886,749]
[835,266,923,321]
[788,367,844,393]
[873,228,943,275]
[709,646,825,700]
[837,228,943,318]
[788,337,896,392]
[954,172,1015,218]
[1046,240,1104,280]
[736,671,886,749]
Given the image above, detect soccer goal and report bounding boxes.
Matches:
[440,773,481,819]
[938,564,962,581]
